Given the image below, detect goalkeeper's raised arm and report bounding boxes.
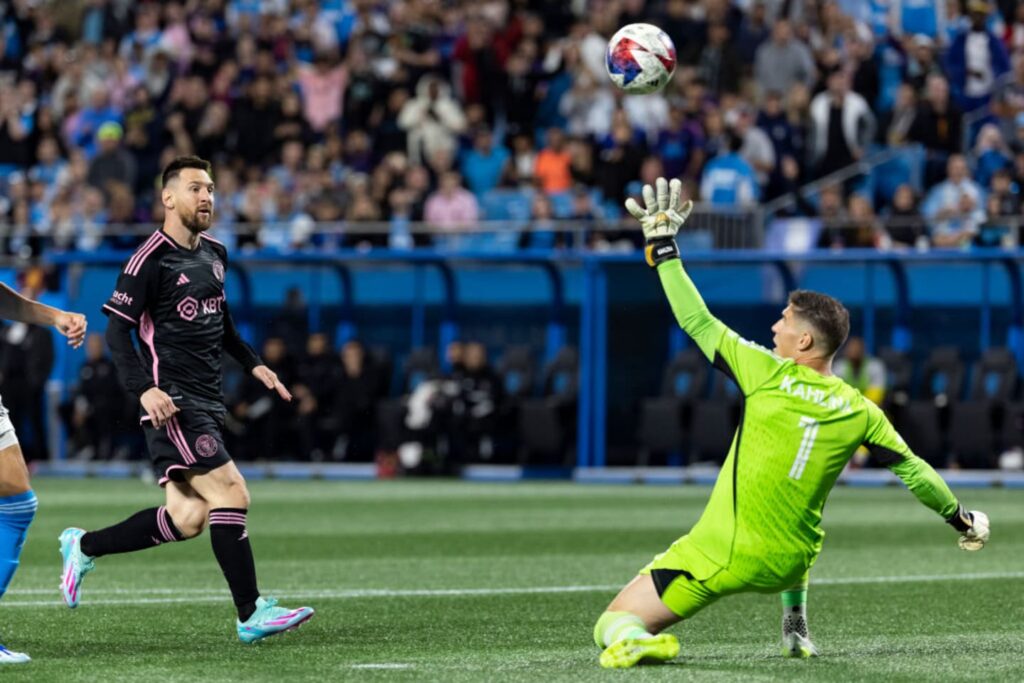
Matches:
[627,178,786,396]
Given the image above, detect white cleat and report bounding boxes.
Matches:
[782,631,819,658]
[782,612,819,658]
[0,644,31,664]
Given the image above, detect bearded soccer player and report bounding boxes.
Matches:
[59,156,314,642]
[0,282,86,664]
[592,178,991,668]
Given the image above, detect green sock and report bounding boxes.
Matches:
[593,611,653,648]
[781,587,807,610]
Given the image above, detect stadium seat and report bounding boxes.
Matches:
[636,349,708,462]
[947,348,1018,468]
[899,401,945,466]
[948,402,996,469]
[899,347,966,466]
[1001,402,1024,450]
[878,347,913,408]
[494,346,536,461]
[518,347,578,464]
[688,373,740,464]
[967,348,1017,402]
[918,346,966,407]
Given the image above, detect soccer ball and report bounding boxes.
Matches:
[605,23,677,95]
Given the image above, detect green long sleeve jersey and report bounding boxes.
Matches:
[657,259,960,586]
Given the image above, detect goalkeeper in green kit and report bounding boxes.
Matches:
[592,178,992,669]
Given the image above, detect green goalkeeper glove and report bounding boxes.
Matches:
[624,177,694,268]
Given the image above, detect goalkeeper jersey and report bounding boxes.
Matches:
[656,259,959,587]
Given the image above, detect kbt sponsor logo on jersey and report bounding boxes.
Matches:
[177,294,225,321]
[778,374,852,413]
[111,291,133,307]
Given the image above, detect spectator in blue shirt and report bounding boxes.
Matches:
[460,128,510,196]
[700,133,760,207]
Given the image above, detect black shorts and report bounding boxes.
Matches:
[143,408,232,486]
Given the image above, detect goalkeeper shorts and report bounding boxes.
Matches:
[639,534,801,619]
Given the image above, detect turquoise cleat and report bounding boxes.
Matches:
[59,528,95,609]
[237,597,314,644]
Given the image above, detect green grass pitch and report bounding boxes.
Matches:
[1,479,1021,681]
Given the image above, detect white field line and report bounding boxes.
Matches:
[4,571,1023,608]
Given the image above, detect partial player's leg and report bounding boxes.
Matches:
[0,413,38,664]
[59,484,205,609]
[780,572,818,657]
[185,461,314,643]
[594,573,684,668]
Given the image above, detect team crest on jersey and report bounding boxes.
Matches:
[177,296,199,321]
[195,434,218,458]
[212,260,225,282]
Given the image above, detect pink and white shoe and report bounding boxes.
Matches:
[59,528,95,608]
[237,597,315,643]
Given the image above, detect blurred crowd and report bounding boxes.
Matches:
[2,0,1024,253]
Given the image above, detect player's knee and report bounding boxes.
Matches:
[221,475,251,509]
[167,501,208,539]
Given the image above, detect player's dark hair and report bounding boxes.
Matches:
[162,155,212,188]
[788,290,850,357]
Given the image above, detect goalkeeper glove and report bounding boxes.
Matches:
[624,177,694,268]
[946,504,990,551]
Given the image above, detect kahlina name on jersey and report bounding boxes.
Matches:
[777,374,852,414]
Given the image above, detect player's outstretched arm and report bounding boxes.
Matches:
[863,402,990,551]
[626,179,786,395]
[0,282,87,348]
[626,178,723,361]
[222,302,291,401]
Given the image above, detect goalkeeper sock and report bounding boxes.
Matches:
[781,585,809,636]
[594,611,654,648]
[80,506,184,557]
[0,490,36,598]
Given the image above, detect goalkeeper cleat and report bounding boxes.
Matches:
[0,644,30,664]
[237,597,315,644]
[782,611,819,658]
[59,528,94,609]
[782,631,819,658]
[599,633,680,669]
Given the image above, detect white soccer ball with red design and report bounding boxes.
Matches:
[605,23,677,95]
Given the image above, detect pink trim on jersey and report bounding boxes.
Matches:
[166,417,196,464]
[139,311,158,384]
[125,233,164,276]
[199,232,225,246]
[158,464,189,487]
[125,231,179,275]
[102,304,138,325]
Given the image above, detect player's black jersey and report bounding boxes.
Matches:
[103,230,231,413]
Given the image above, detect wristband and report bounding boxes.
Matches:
[644,238,679,268]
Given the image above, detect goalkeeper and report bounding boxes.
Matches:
[593,178,991,669]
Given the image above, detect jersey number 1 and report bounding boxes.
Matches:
[789,416,818,480]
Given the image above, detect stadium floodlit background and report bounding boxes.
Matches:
[0,0,1022,680]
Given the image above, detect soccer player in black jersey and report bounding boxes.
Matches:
[59,156,314,643]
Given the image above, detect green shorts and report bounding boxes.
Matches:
[639,534,807,619]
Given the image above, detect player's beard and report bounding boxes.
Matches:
[181,206,213,234]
